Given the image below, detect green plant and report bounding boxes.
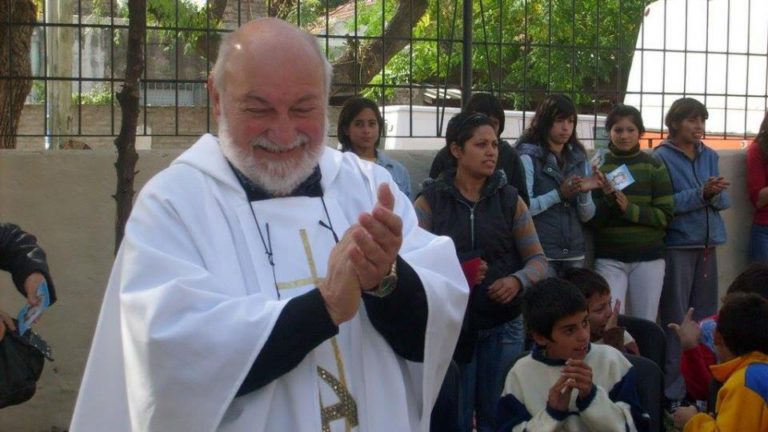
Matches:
[281,0,348,28]
[27,80,45,104]
[350,0,649,109]
[73,87,116,105]
[146,0,224,55]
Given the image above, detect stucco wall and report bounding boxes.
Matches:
[0,147,754,430]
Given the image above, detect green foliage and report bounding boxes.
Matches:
[352,0,450,101]
[73,87,116,105]
[345,0,398,35]
[28,81,45,104]
[282,0,349,27]
[146,0,223,55]
[91,0,112,17]
[352,0,650,109]
[116,1,130,18]
[27,85,115,106]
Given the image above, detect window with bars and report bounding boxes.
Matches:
[2,0,766,150]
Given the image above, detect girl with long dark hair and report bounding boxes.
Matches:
[337,97,412,198]
[516,94,598,274]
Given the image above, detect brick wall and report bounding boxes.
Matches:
[15,104,345,150]
[16,105,217,150]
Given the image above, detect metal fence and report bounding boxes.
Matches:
[3,0,767,150]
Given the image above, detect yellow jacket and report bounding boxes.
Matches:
[684,351,768,432]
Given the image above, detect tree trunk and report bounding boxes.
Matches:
[331,0,429,95]
[0,0,36,149]
[113,0,145,254]
[46,0,74,149]
[256,0,428,96]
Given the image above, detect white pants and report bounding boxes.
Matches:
[593,258,666,322]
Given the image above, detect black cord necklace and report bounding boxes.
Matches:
[229,161,340,299]
[246,195,339,299]
[246,203,278,297]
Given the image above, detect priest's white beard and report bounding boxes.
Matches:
[218,114,324,196]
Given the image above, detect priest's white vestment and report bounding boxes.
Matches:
[69,134,468,432]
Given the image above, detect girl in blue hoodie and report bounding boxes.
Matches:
[653,97,731,403]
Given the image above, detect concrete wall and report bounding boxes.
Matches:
[0,147,753,430]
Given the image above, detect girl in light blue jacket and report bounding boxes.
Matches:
[516,94,597,274]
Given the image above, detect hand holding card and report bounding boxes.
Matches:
[17,279,51,336]
[605,164,635,191]
[590,148,606,171]
[579,176,603,191]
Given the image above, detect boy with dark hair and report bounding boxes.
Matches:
[674,292,768,431]
[496,278,648,431]
[669,263,768,406]
[562,267,639,354]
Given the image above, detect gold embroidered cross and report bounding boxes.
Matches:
[318,368,359,431]
[275,229,324,290]
[273,229,358,430]
[318,339,358,431]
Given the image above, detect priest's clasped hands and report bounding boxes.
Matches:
[321,183,403,325]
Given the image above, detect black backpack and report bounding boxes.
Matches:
[0,323,48,408]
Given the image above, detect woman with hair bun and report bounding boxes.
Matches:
[415,112,549,432]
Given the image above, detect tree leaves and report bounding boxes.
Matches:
[349,0,649,109]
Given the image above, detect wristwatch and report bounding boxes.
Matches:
[366,260,398,298]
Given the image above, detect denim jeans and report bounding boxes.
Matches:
[457,315,525,432]
[749,223,768,263]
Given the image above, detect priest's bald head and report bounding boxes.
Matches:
[208,19,332,196]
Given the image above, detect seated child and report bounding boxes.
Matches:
[562,267,640,355]
[673,292,768,431]
[496,278,648,431]
[668,263,768,407]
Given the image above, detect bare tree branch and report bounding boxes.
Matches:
[113,0,145,253]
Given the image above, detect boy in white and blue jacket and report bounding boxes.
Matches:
[496,278,648,431]
[653,97,731,403]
